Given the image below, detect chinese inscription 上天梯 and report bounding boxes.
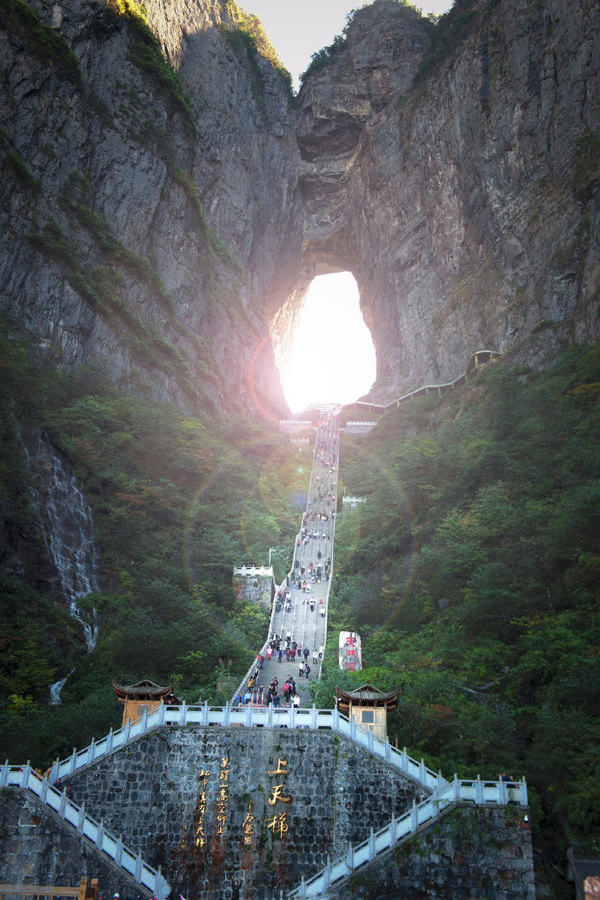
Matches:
[267,758,291,837]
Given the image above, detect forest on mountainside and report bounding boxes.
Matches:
[0,322,302,766]
[311,344,600,891]
[2,322,599,894]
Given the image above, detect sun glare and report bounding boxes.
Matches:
[283,272,376,413]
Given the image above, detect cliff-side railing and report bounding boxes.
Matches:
[46,704,446,793]
[0,764,170,899]
[341,350,502,417]
[288,774,528,899]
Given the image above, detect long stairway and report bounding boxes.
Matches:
[232,408,340,709]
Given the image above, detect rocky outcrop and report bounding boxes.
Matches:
[0,0,295,416]
[287,0,600,400]
[1,0,599,409]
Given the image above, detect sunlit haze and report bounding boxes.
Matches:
[283,273,376,413]
[245,0,453,89]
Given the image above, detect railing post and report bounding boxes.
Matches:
[0,760,8,788]
[401,747,408,773]
[246,704,252,727]
[475,775,483,804]
[58,788,67,817]
[134,851,143,883]
[410,799,418,832]
[332,708,340,731]
[390,816,397,844]
[519,777,528,807]
[124,718,131,743]
[70,747,77,775]
[367,730,374,753]
[384,740,391,763]
[202,700,209,726]
[310,705,317,729]
[179,701,188,726]
[324,856,331,889]
[347,841,354,872]
[96,819,104,847]
[223,702,230,726]
[437,770,445,792]
[267,704,273,727]
[498,778,507,804]
[419,758,427,783]
[87,738,95,766]
[40,777,49,803]
[141,708,149,732]
[155,871,170,900]
[114,836,123,866]
[21,762,31,789]
[298,876,307,900]
[350,720,357,741]
[106,728,114,755]
[50,759,60,784]
[453,775,460,801]
[368,828,376,856]
[77,803,86,833]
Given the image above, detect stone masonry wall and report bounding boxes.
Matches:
[62,727,428,899]
[0,727,536,900]
[325,806,536,900]
[0,791,145,899]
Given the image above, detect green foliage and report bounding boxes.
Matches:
[0,324,302,766]
[299,1,418,86]
[27,218,215,409]
[300,34,347,84]
[59,172,176,315]
[573,129,600,202]
[415,0,480,84]
[330,343,600,852]
[0,0,80,80]
[5,149,41,193]
[106,0,197,133]
[220,0,293,103]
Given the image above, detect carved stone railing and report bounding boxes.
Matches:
[288,774,528,899]
[0,764,170,899]
[46,704,444,793]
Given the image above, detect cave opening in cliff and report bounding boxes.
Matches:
[282,272,376,413]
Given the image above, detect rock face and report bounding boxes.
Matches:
[289,0,600,400]
[1,0,599,408]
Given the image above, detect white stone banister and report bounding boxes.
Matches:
[0,763,170,898]
[46,705,444,792]
[287,775,528,898]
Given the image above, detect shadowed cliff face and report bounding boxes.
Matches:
[0,0,599,410]
[289,0,600,401]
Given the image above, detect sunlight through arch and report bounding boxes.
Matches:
[282,272,376,413]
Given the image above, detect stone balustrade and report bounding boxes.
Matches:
[0,764,169,899]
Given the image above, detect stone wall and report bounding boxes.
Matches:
[0,791,144,900]
[60,727,428,899]
[0,726,536,900]
[325,806,536,900]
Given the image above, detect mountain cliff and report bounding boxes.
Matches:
[289,0,600,399]
[1,0,598,408]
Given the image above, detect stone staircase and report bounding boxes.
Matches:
[0,763,170,899]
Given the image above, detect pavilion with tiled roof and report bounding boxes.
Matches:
[336,683,399,741]
[113,679,175,727]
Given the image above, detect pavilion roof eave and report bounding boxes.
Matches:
[112,679,174,700]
